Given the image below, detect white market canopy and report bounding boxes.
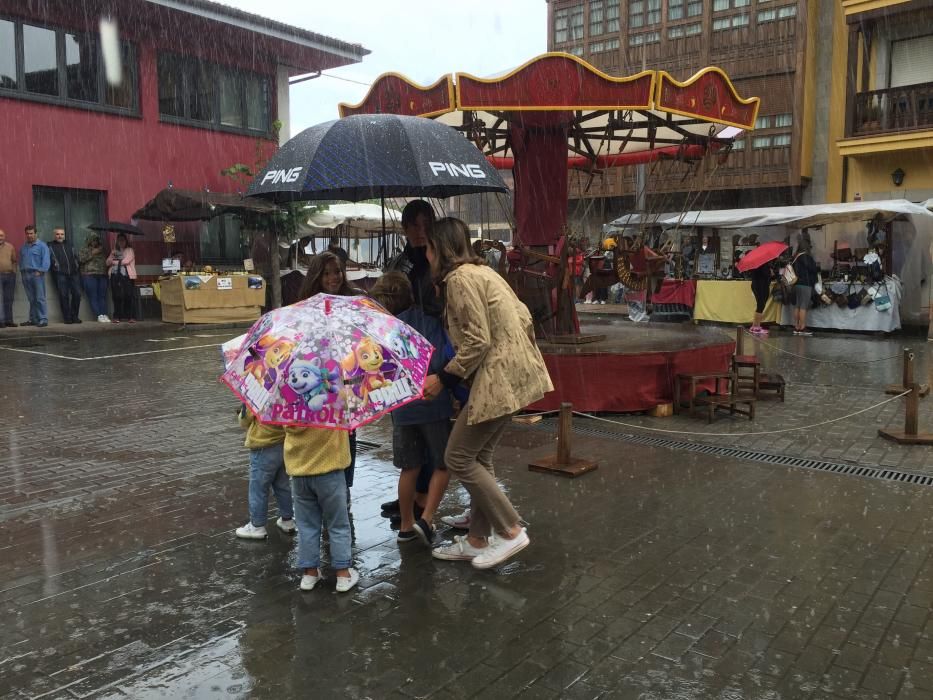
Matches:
[619,199,933,231]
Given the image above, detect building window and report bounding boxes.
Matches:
[752,136,772,149]
[569,6,585,41]
[23,24,59,96]
[757,9,776,22]
[33,186,106,253]
[157,52,269,134]
[629,30,661,46]
[0,18,138,113]
[669,0,703,20]
[755,115,772,129]
[568,45,585,56]
[777,5,797,18]
[714,0,748,9]
[629,0,660,29]
[668,23,702,38]
[713,14,749,29]
[731,139,745,151]
[0,20,16,89]
[772,134,791,146]
[590,0,604,36]
[65,33,100,103]
[554,8,569,43]
[607,0,621,32]
[590,41,604,53]
[774,113,792,127]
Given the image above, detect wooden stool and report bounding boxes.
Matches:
[758,373,785,402]
[732,355,761,398]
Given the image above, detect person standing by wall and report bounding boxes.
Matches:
[79,233,110,323]
[106,233,137,324]
[792,232,818,337]
[19,225,50,327]
[0,229,17,327]
[48,228,83,324]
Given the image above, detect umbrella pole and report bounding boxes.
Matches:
[381,190,386,267]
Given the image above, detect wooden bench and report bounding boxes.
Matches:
[693,394,756,423]
[673,371,735,416]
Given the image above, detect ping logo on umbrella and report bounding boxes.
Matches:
[261,167,303,185]
[428,162,487,179]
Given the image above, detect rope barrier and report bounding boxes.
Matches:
[557,390,910,438]
[739,329,904,364]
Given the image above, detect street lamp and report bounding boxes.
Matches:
[891,168,906,187]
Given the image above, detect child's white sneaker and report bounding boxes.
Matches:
[275,517,296,534]
[335,568,359,593]
[235,522,267,539]
[300,571,322,591]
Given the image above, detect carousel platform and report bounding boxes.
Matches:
[529,319,736,413]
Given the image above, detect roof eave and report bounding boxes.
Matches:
[144,0,369,63]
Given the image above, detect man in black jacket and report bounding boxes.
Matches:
[48,228,83,324]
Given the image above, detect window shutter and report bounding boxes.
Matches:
[890,35,933,88]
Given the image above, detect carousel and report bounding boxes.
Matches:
[340,53,761,412]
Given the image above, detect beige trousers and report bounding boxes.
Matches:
[444,409,520,538]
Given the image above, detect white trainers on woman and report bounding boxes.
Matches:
[431,535,486,561]
[472,528,530,570]
[335,568,359,593]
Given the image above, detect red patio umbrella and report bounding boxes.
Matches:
[736,241,788,272]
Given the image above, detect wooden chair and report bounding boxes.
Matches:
[732,354,761,398]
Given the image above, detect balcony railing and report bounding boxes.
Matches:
[852,81,933,137]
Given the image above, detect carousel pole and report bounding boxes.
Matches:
[380,188,386,268]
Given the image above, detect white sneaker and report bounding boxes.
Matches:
[275,517,296,534]
[234,522,268,539]
[299,571,322,591]
[335,568,359,593]
[431,535,487,561]
[472,528,530,570]
[599,300,607,305]
[97,315,111,323]
[440,509,471,530]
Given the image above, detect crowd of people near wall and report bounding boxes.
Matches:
[0,225,138,327]
[233,200,553,593]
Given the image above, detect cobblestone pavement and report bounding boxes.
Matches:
[1,323,933,699]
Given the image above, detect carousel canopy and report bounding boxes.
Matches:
[339,53,759,169]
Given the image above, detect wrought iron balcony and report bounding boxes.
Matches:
[852,81,933,137]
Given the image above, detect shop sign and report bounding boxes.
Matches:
[217,277,233,290]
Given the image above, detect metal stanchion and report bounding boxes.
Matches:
[879,349,933,445]
[528,402,599,478]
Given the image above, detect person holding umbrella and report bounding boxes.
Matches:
[736,240,788,338]
[106,233,137,323]
[79,233,110,323]
[423,217,553,569]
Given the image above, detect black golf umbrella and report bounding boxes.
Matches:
[247,114,509,203]
[88,221,145,236]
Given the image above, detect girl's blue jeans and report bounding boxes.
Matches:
[292,470,352,570]
[248,444,293,527]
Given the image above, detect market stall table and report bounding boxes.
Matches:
[780,276,902,332]
[693,279,782,324]
[159,274,265,324]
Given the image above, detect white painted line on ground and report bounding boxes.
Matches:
[0,343,220,361]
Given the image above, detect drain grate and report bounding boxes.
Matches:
[525,420,933,488]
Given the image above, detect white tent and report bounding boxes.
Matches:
[301,202,403,237]
[609,200,933,325]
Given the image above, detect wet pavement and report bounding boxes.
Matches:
[2,322,933,699]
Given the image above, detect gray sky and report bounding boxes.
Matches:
[218,0,548,135]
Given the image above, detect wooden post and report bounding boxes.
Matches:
[528,402,598,478]
[879,349,933,444]
[735,326,744,356]
[886,348,930,396]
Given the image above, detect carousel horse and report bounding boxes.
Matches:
[581,236,669,301]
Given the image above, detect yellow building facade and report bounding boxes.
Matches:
[821,0,933,203]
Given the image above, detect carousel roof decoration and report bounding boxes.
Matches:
[339,53,760,171]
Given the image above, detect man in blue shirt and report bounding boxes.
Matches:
[19,225,50,327]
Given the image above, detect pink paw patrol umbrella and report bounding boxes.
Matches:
[221,294,435,429]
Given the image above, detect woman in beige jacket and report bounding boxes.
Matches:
[423,218,553,569]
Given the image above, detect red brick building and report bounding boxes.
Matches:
[0,0,367,319]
